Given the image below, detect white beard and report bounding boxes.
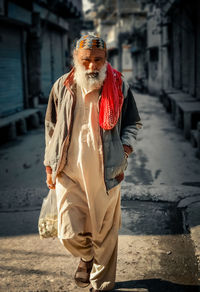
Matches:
[73,56,107,91]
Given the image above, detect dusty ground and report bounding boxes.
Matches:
[0,126,45,190]
[0,232,199,292]
[0,199,199,292]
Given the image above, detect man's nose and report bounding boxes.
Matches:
[89,62,96,71]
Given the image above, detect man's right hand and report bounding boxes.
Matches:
[46,173,56,189]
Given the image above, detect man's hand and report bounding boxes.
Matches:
[115,172,124,183]
[123,144,132,158]
[46,173,56,189]
[115,145,133,184]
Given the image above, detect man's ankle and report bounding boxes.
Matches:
[81,257,93,263]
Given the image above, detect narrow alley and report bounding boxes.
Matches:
[1,0,200,291]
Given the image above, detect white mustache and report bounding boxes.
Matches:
[86,72,99,78]
[85,69,99,74]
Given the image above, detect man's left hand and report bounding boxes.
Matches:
[123,144,132,158]
[115,145,133,183]
[115,172,124,183]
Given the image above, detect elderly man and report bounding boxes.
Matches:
[44,35,142,292]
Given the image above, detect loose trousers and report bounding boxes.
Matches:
[56,170,121,290]
[55,85,121,290]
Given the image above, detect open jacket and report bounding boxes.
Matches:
[44,68,143,191]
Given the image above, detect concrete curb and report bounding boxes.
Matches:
[121,183,200,283]
[121,182,200,202]
[178,197,200,283]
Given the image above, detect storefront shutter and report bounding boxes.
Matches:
[41,29,52,98]
[41,28,64,98]
[52,30,64,81]
[0,25,23,117]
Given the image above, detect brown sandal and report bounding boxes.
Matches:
[74,258,93,287]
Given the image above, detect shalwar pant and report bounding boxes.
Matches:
[55,169,121,291]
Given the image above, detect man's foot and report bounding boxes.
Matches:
[74,258,93,287]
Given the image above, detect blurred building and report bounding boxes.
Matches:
[88,0,200,97]
[88,0,146,83]
[140,0,200,98]
[86,0,200,156]
[0,0,82,120]
[142,0,200,157]
[81,3,95,34]
[0,0,82,142]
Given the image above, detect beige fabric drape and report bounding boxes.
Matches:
[55,85,121,290]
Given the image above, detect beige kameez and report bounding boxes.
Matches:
[55,85,121,291]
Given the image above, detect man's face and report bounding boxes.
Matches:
[75,48,106,73]
[73,48,107,90]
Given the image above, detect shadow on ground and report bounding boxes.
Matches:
[115,279,200,292]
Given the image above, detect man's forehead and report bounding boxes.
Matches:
[77,49,106,58]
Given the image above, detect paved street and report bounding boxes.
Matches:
[0,92,200,291]
[125,92,200,187]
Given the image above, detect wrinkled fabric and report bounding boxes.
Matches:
[55,85,121,290]
[57,85,107,236]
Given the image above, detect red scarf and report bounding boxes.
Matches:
[64,62,124,130]
[99,63,123,130]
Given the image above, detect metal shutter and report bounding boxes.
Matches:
[41,28,64,98]
[0,25,23,117]
[41,29,52,98]
[52,30,64,81]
